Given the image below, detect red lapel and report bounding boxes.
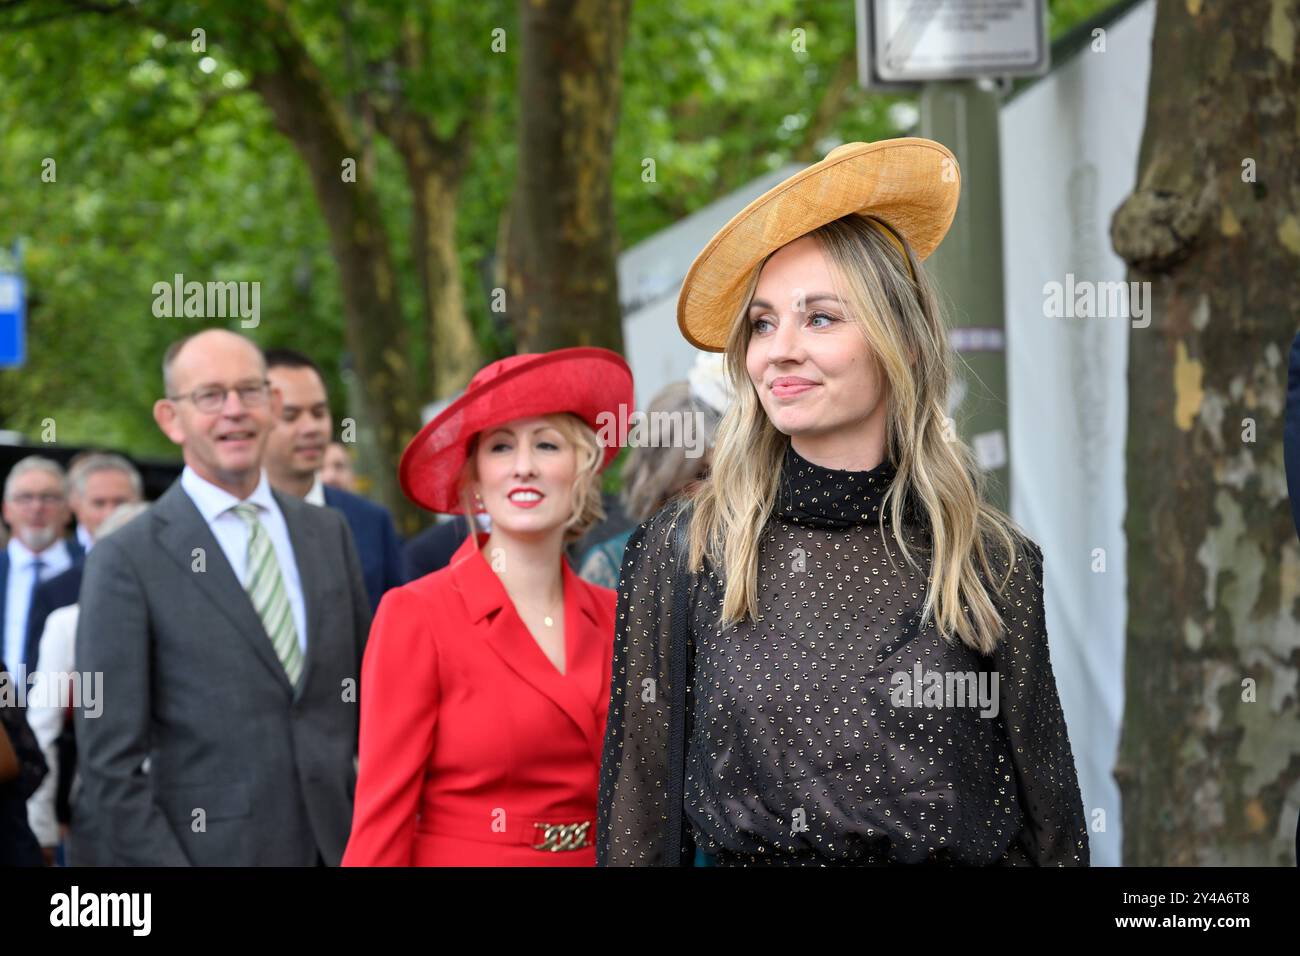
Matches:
[447,534,604,761]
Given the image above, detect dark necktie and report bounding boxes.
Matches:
[23,557,46,668]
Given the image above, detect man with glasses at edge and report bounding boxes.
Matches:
[0,457,78,866]
[1,457,81,678]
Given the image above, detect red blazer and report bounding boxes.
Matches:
[342,533,616,866]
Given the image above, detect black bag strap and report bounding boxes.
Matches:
[664,504,695,866]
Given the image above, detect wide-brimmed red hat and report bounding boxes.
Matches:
[399,347,634,514]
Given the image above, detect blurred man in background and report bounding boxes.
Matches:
[24,453,142,672]
[321,441,356,492]
[1,457,80,675]
[65,452,141,555]
[21,455,144,865]
[263,348,405,613]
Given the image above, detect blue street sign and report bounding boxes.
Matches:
[0,273,26,368]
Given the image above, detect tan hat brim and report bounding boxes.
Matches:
[676,137,961,352]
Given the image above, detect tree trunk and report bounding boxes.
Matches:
[505,0,630,354]
[1112,0,1300,865]
[237,5,421,530]
[383,111,481,396]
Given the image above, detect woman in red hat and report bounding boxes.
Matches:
[342,347,633,866]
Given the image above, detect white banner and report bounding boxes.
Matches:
[1001,0,1155,867]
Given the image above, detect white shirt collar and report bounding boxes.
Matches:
[76,523,94,554]
[305,473,326,507]
[180,465,279,523]
[7,534,70,569]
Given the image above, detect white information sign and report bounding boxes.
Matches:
[859,0,1049,87]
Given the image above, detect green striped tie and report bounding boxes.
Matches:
[231,502,304,686]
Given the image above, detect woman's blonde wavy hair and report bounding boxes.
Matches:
[459,413,606,545]
[685,214,1026,655]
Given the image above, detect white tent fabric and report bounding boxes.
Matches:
[1001,0,1155,867]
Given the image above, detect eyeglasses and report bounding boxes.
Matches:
[7,492,65,508]
[168,381,271,414]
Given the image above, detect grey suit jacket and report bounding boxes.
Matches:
[73,478,371,866]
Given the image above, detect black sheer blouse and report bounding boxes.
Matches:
[597,443,1089,866]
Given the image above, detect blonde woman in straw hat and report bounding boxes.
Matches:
[597,138,1089,867]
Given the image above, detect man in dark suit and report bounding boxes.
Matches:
[2,457,82,676]
[74,329,371,865]
[402,514,475,582]
[263,348,405,612]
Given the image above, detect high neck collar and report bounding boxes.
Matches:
[774,443,898,529]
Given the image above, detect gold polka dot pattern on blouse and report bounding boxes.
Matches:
[597,443,1090,867]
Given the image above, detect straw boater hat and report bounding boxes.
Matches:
[677,137,961,352]
[399,347,634,514]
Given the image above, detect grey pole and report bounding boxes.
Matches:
[921,81,1011,513]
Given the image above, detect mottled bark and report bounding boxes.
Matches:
[1112,0,1300,865]
[505,0,630,353]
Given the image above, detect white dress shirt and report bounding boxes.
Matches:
[305,473,326,507]
[76,523,93,555]
[26,603,78,847]
[180,466,308,652]
[4,536,72,670]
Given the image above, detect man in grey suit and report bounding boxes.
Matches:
[74,329,370,865]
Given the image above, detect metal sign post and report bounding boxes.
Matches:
[857,0,1049,510]
[922,81,1010,510]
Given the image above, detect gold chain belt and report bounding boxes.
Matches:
[531,821,592,852]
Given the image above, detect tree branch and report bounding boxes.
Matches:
[161,87,248,143]
[793,53,858,162]
[0,0,197,42]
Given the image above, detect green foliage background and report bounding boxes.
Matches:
[0,0,1117,469]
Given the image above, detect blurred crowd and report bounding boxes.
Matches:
[0,331,726,866]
